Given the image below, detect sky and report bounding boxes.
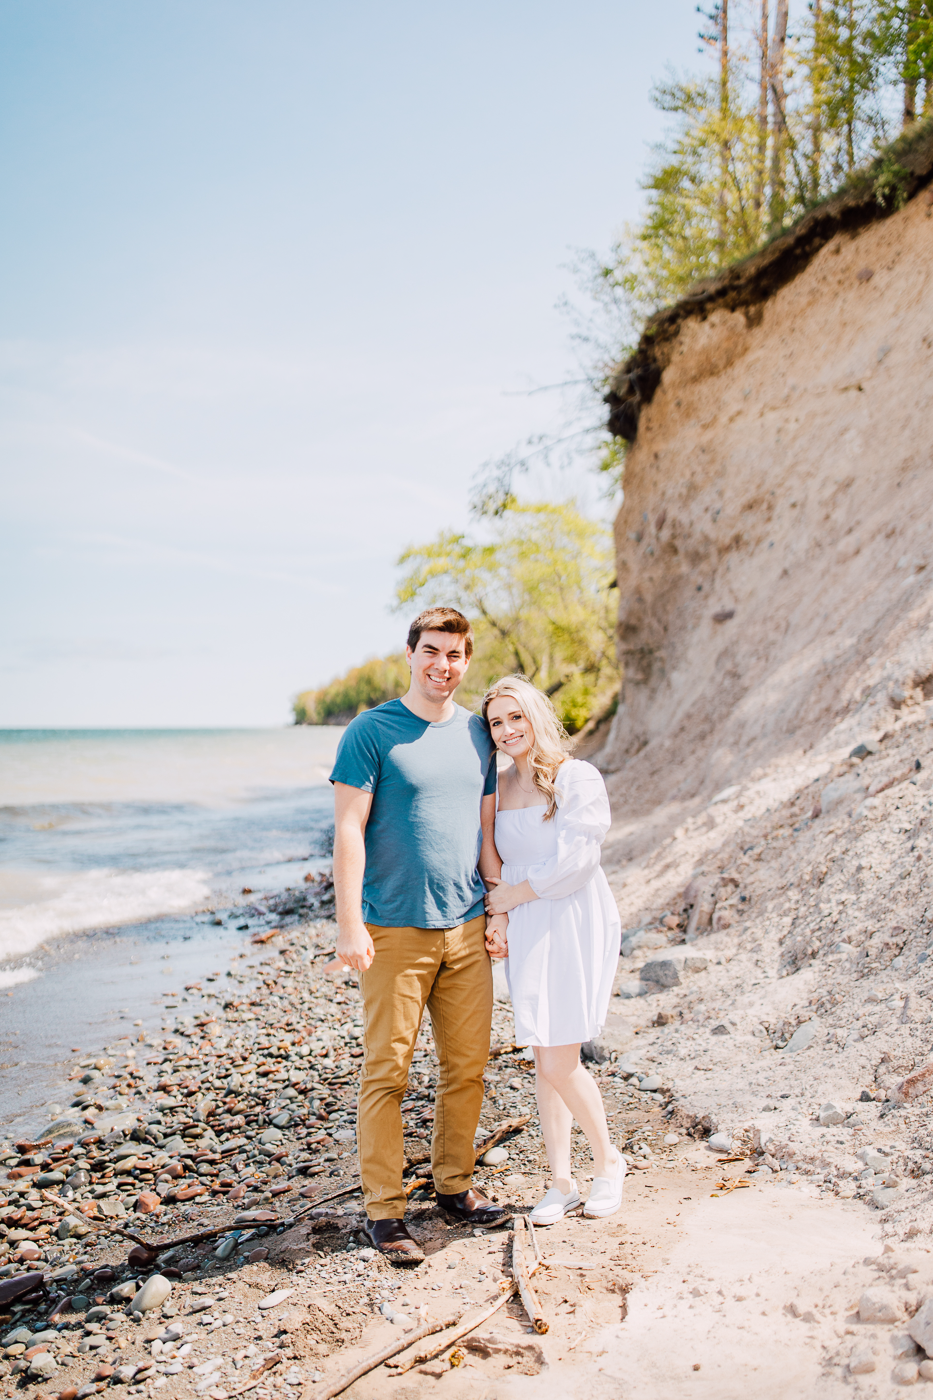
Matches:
[2,0,711,728]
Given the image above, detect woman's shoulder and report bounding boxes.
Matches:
[555,757,605,788]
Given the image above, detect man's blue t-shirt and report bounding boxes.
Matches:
[329,699,497,929]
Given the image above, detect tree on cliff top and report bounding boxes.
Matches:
[395,498,618,733]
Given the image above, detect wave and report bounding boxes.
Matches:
[0,965,39,989]
[0,867,213,964]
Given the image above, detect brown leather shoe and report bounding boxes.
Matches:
[434,1187,511,1227]
[363,1217,425,1265]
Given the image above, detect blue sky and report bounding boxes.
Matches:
[2,0,710,727]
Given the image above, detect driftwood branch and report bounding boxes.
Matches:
[386,1285,520,1375]
[227,1351,282,1396]
[512,1214,548,1333]
[474,1115,531,1157]
[304,1310,462,1400]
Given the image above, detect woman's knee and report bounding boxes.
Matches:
[535,1048,579,1089]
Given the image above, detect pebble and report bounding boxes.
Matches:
[919,1360,933,1381]
[708,1133,732,1153]
[783,1020,819,1053]
[257,1289,294,1310]
[27,1353,57,1379]
[638,1076,662,1093]
[132,1276,173,1313]
[893,1362,919,1385]
[818,1103,845,1126]
[849,1348,876,1374]
[482,1147,508,1166]
[663,1134,679,1146]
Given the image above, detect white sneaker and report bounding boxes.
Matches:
[529,1180,581,1226]
[583,1151,627,1218]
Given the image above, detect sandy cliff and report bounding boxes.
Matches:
[600,181,933,818]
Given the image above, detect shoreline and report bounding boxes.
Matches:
[0,910,907,1400]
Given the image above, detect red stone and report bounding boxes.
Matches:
[174,1184,208,1201]
[58,1389,80,1400]
[16,1243,41,1261]
[93,1366,114,1381]
[135,1192,161,1214]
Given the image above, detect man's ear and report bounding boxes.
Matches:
[405,645,413,665]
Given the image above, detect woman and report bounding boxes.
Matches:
[482,675,623,1225]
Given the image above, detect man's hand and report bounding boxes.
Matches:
[326,921,375,973]
[485,913,509,960]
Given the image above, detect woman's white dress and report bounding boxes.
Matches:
[496,758,621,1046]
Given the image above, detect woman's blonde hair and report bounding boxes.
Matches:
[482,675,569,820]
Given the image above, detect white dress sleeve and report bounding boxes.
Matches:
[526,761,612,900]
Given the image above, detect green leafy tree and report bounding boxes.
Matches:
[395,499,619,733]
[294,654,409,725]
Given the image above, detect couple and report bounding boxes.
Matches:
[328,606,622,1264]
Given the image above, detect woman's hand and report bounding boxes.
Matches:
[485,913,509,959]
[484,876,538,916]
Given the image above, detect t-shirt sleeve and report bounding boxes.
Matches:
[329,715,383,792]
[483,747,498,797]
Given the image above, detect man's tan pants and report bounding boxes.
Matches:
[357,915,491,1220]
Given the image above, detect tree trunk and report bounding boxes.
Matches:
[718,0,730,253]
[754,0,769,221]
[904,1,920,127]
[810,0,822,201]
[769,0,789,229]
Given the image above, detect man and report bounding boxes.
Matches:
[328,605,510,1264]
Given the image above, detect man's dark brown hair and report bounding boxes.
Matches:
[407,607,474,659]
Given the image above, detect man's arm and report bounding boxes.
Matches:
[332,782,376,970]
[478,792,502,887]
[479,792,509,957]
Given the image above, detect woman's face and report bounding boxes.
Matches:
[486,696,535,760]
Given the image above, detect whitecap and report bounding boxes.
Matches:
[0,867,212,964]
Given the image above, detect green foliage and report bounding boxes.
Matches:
[395,499,619,733]
[293,653,409,725]
[595,0,933,323]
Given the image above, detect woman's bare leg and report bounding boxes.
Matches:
[534,1044,617,1183]
[533,1053,575,1192]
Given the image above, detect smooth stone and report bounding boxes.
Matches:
[28,1331,59,1347]
[258,1289,294,1310]
[28,1353,57,1378]
[708,1133,732,1153]
[481,1147,508,1167]
[131,1276,173,1313]
[849,1348,877,1374]
[36,1172,65,1186]
[639,1075,662,1092]
[615,980,653,999]
[893,1362,919,1385]
[2,1329,31,1348]
[110,1282,137,1302]
[873,1187,901,1209]
[270,1113,291,1128]
[259,1128,283,1145]
[819,1103,846,1126]
[214,1237,237,1260]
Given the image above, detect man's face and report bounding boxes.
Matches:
[406,629,471,705]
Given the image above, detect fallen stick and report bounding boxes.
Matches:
[474,1115,532,1158]
[303,1310,462,1400]
[488,1042,522,1058]
[41,1191,292,1259]
[227,1351,283,1396]
[387,1277,532,1375]
[512,1214,548,1333]
[293,1183,363,1217]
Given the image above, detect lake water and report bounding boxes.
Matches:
[0,727,342,985]
[0,728,343,1131]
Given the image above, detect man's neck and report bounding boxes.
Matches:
[400,687,458,724]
